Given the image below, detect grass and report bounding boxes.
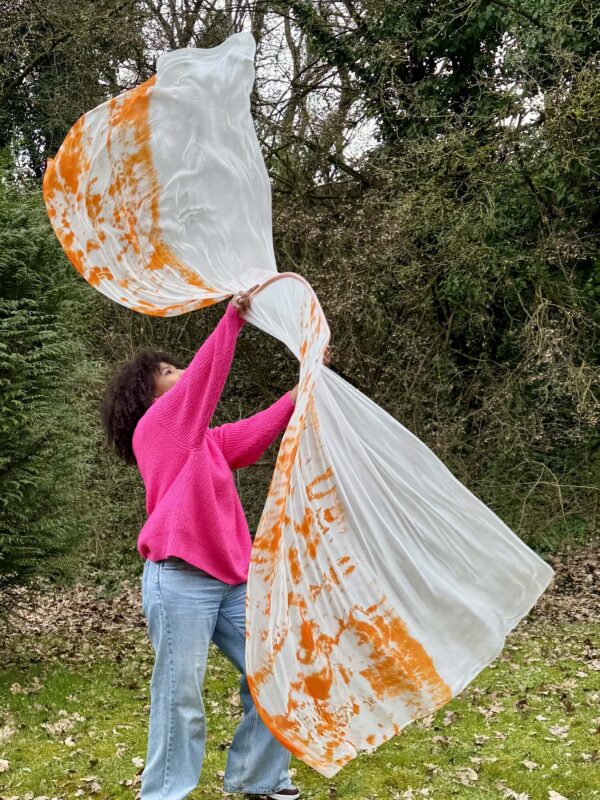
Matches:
[0,615,598,800]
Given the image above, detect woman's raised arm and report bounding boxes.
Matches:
[153,302,246,447]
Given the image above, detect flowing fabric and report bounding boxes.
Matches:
[43,31,555,777]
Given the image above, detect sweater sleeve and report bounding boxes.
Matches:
[153,303,245,447]
[210,391,296,470]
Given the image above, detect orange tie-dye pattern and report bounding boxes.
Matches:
[43,76,222,316]
[245,280,452,776]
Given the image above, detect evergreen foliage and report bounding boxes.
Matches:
[0,161,99,593]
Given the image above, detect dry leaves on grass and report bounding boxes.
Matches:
[392,789,433,799]
[456,766,479,785]
[0,576,146,669]
[548,724,570,739]
[0,716,17,745]
[9,677,42,695]
[40,710,86,736]
[0,541,597,671]
[530,542,599,623]
[522,759,539,770]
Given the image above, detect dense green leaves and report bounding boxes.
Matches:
[0,167,100,592]
[0,0,145,177]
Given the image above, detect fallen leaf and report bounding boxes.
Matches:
[0,719,17,744]
[502,790,530,800]
[522,759,538,770]
[456,767,478,784]
[41,714,80,736]
[549,725,569,739]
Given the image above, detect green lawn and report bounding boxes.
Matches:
[0,588,598,800]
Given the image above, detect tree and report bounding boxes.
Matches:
[0,159,99,598]
[0,0,145,178]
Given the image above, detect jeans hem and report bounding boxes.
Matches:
[222,777,293,794]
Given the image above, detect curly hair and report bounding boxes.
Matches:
[100,349,186,466]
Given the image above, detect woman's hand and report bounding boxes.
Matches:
[230,285,260,316]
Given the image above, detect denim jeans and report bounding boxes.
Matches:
[140,557,292,799]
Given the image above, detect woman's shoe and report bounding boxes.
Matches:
[247,786,300,800]
[267,788,299,800]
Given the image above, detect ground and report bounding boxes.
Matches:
[0,543,598,800]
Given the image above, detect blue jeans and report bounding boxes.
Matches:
[140,557,292,799]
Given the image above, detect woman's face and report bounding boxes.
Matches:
[152,362,185,400]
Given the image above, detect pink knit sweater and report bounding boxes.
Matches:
[132,303,296,584]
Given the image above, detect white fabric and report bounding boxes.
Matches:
[43,30,555,777]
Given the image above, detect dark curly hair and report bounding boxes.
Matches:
[100,349,186,466]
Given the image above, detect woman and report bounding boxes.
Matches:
[100,285,331,800]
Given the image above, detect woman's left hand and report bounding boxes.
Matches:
[230,285,259,316]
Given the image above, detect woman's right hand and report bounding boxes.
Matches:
[230,284,260,316]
